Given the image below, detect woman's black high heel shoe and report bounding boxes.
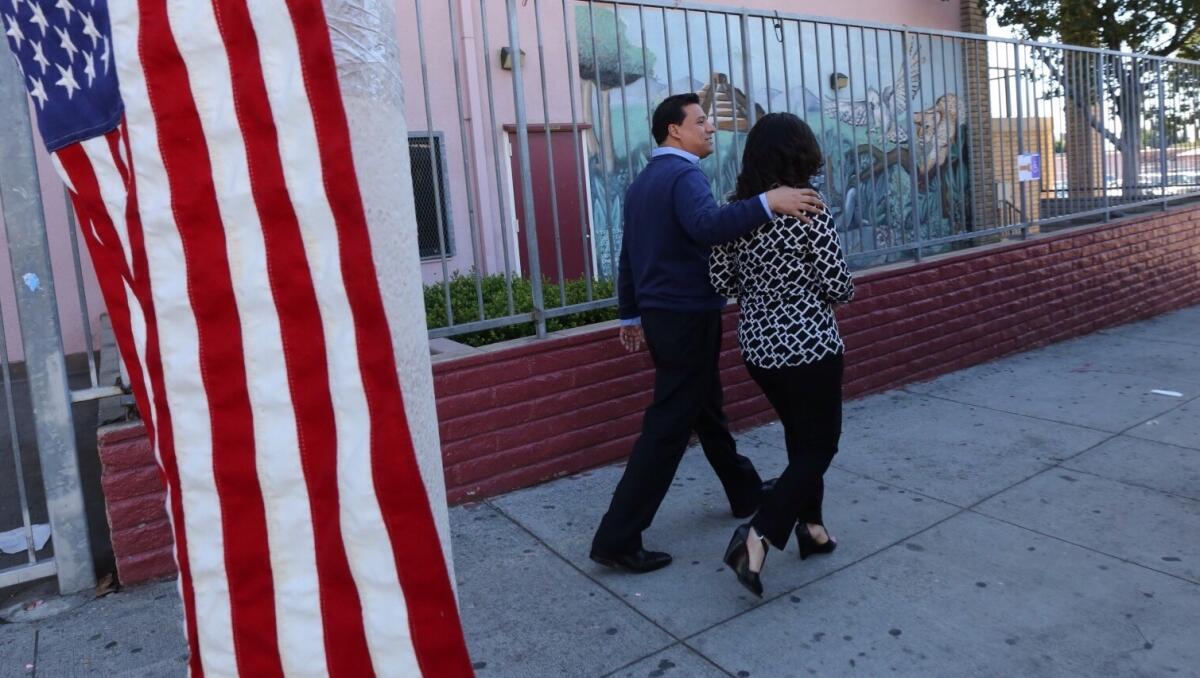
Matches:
[723,523,765,598]
[795,523,837,561]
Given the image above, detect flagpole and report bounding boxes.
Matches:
[322,0,457,582]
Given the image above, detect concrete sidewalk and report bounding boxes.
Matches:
[4,305,1199,677]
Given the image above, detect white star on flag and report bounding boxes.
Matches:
[98,34,107,73]
[81,48,94,86]
[8,0,20,13]
[54,61,78,98]
[31,39,48,73]
[54,24,76,62]
[28,74,47,109]
[54,0,74,22]
[80,10,100,48]
[28,2,48,37]
[4,13,24,50]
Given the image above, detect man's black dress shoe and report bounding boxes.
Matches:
[589,547,673,573]
[730,478,779,519]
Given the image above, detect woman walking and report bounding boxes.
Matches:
[709,113,855,597]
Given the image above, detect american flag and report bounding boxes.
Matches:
[4,1,472,676]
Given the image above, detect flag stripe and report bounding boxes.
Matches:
[111,125,207,678]
[136,1,282,674]
[242,1,419,673]
[164,1,335,675]
[56,136,204,677]
[281,1,473,674]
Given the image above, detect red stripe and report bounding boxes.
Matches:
[56,133,204,677]
[210,1,374,674]
[138,3,283,675]
[283,1,472,675]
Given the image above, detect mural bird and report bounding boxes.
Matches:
[822,40,923,144]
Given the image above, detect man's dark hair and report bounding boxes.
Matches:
[651,93,701,144]
[731,112,824,200]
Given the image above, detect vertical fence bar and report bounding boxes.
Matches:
[0,300,36,564]
[901,29,922,260]
[1156,59,1169,207]
[639,4,652,132]
[760,16,771,113]
[505,0,547,337]
[585,1,618,282]
[561,0,595,299]
[62,197,98,387]
[721,12,739,166]
[780,16,791,113]
[875,29,892,248]
[704,11,722,185]
[1014,41,1028,236]
[662,7,673,98]
[532,0,567,306]
[0,54,95,593]
[479,0,518,315]
[446,0,487,320]
[614,4,637,199]
[740,12,757,130]
[413,0,455,326]
[1096,52,1110,221]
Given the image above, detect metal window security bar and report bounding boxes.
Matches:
[0,50,105,594]
[409,0,1200,343]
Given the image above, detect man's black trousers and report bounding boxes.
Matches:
[591,308,762,555]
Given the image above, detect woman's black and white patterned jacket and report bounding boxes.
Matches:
[709,204,854,369]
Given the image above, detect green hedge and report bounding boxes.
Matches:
[425,272,617,347]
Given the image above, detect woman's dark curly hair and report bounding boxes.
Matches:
[730,112,824,201]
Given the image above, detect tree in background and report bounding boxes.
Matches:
[984,0,1200,196]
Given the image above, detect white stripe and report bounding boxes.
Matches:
[245,3,420,675]
[165,2,327,674]
[107,3,237,674]
[78,137,135,277]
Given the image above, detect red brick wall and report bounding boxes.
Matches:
[436,205,1200,503]
[94,204,1200,574]
[97,421,176,585]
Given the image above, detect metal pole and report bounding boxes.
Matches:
[562,0,595,299]
[479,0,518,314]
[1014,42,1028,237]
[1096,52,1110,221]
[446,0,487,320]
[62,196,98,388]
[505,0,547,337]
[1155,59,1168,209]
[0,52,96,593]
[901,30,923,261]
[533,0,567,305]
[740,12,757,129]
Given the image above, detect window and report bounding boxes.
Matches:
[409,133,454,259]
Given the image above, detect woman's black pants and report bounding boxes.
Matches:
[746,352,844,549]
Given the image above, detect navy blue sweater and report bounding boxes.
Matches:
[617,154,770,319]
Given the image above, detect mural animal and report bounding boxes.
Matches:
[822,40,923,144]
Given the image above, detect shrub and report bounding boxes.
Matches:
[425,271,617,347]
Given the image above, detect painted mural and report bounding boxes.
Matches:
[576,5,972,276]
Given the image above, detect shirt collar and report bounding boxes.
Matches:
[652,146,700,164]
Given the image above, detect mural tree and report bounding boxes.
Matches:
[576,5,656,173]
[575,5,656,278]
[987,0,1200,197]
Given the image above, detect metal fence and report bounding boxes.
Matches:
[0,48,118,593]
[408,0,1200,341]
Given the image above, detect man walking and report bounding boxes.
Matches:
[590,94,825,573]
